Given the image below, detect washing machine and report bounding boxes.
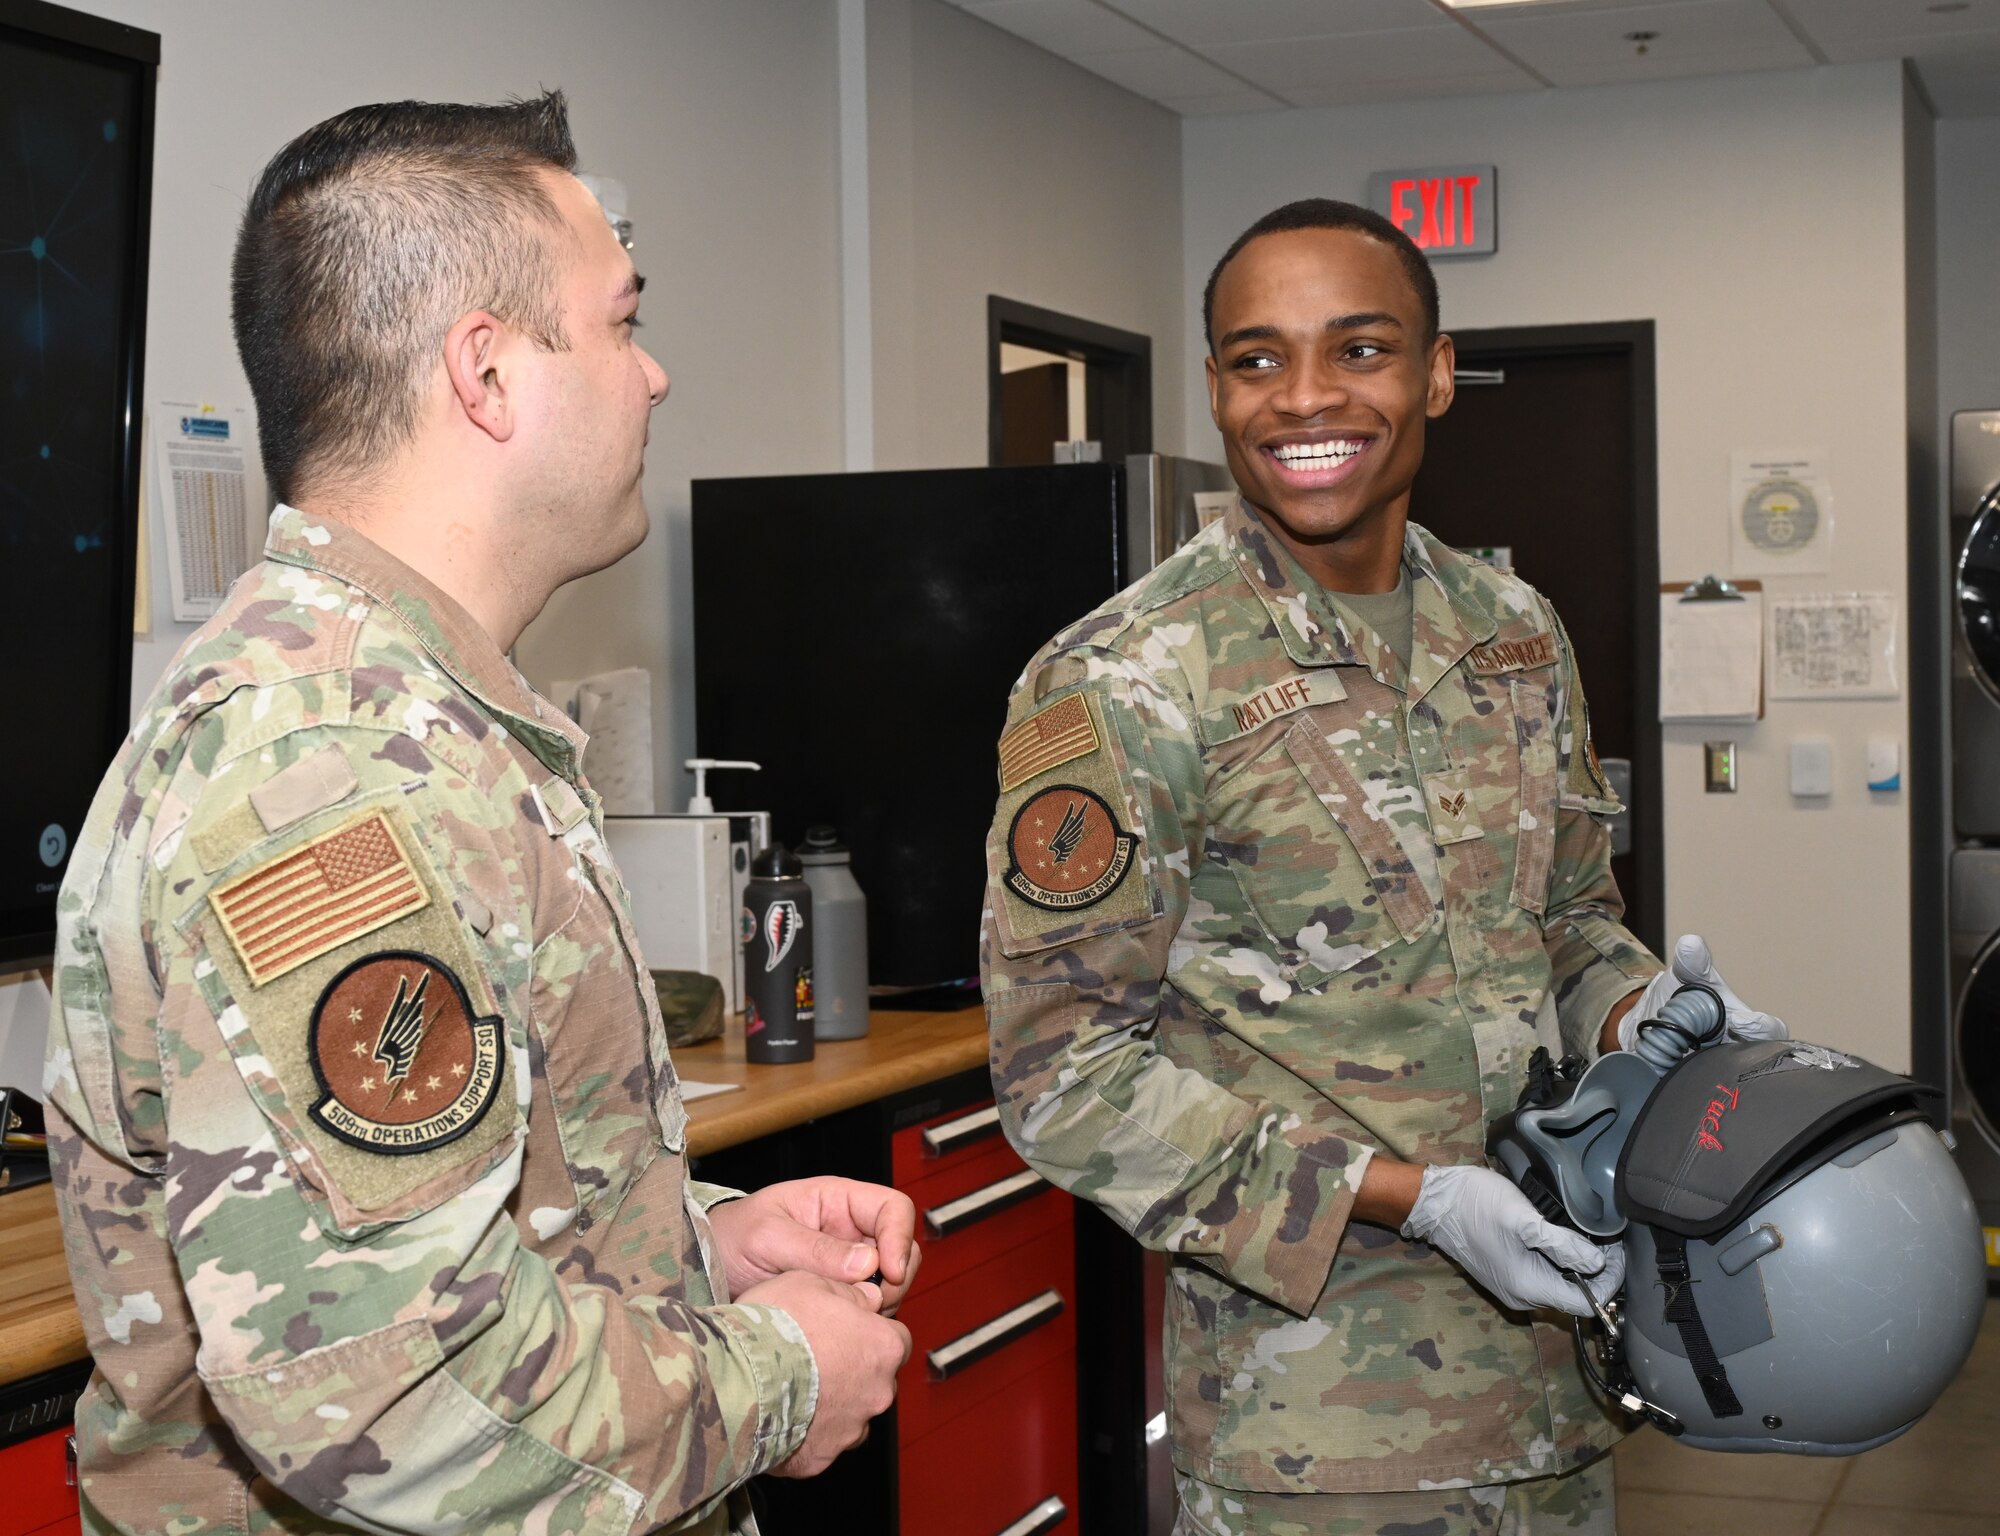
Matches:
[1953,409,2000,839]
[1950,847,2000,1274]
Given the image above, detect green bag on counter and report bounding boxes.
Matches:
[652,970,726,1047]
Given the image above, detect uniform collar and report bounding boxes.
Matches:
[1224,500,1499,701]
[264,504,585,774]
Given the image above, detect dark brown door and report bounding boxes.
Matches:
[1000,362,1070,466]
[1411,324,1662,953]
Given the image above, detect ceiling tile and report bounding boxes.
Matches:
[1106,0,1451,48]
[956,0,1161,56]
[1068,43,1251,97]
[1475,0,1816,85]
[1159,87,1294,115]
[1204,25,1523,94]
[1277,69,1546,107]
[1778,0,2000,49]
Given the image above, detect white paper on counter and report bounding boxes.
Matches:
[678,1079,742,1102]
[1661,589,1763,720]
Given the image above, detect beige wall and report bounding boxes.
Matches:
[866,0,1185,470]
[1183,62,1922,1067]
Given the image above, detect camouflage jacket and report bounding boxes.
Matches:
[46,507,816,1536]
[980,504,1662,1494]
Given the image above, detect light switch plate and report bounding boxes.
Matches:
[1867,736,1901,792]
[1704,741,1737,793]
[1790,739,1834,797]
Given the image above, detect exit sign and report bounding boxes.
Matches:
[1366,164,1496,257]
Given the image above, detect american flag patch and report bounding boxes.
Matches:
[210,811,430,987]
[999,691,1101,793]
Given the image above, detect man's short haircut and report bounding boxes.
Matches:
[233,91,580,503]
[1202,197,1440,354]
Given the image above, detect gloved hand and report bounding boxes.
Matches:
[1620,933,1787,1053]
[1401,1164,1626,1316]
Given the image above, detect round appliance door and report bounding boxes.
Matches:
[1960,485,2000,703]
[1958,926,2000,1152]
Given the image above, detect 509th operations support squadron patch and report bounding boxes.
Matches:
[307,951,504,1154]
[1005,784,1136,912]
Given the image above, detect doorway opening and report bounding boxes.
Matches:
[988,296,1151,468]
[1413,320,1663,953]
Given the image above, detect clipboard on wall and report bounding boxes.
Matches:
[1660,576,1763,721]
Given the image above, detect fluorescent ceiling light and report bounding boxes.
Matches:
[1438,0,1576,10]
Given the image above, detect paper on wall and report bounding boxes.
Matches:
[1729,448,1832,576]
[156,403,261,621]
[1660,588,1763,721]
[1767,593,1899,700]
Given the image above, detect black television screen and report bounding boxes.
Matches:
[692,464,1126,993]
[0,0,157,966]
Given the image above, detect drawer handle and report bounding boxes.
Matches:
[996,1495,1067,1536]
[923,1102,1001,1158]
[924,1168,1046,1239]
[927,1288,1064,1380]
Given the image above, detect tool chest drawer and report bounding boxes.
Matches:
[899,1359,1078,1536]
[896,1222,1076,1443]
[904,1162,1064,1299]
[893,1098,1011,1186]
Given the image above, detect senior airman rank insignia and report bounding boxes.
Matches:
[1005,785,1136,911]
[307,951,503,1155]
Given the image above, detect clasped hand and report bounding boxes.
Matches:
[709,1177,920,1478]
[1621,933,1787,1053]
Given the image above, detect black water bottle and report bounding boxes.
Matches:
[743,845,814,1063]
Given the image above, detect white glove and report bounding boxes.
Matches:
[1401,1164,1626,1316]
[1620,933,1787,1053]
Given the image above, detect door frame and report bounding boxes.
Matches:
[987,296,1152,467]
[1446,320,1663,955]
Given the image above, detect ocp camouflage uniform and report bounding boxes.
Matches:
[46,507,816,1536]
[980,503,1661,1505]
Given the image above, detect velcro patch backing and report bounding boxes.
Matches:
[1467,632,1556,673]
[999,690,1100,792]
[209,810,429,987]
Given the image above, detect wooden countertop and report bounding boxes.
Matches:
[0,1181,87,1386]
[0,1005,988,1388]
[679,1006,988,1156]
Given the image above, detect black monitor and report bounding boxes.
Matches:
[692,464,1127,993]
[0,0,158,966]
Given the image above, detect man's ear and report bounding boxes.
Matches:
[1425,332,1457,420]
[444,310,515,443]
[1205,351,1221,426]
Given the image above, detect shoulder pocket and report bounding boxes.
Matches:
[989,684,1160,959]
[177,787,525,1241]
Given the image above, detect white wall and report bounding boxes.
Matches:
[1183,63,1921,1067]
[75,0,849,823]
[866,0,1184,469]
[1938,117,2000,425]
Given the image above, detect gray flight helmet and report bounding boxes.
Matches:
[1490,986,1987,1454]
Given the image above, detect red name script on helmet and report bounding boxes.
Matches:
[1695,1084,1740,1153]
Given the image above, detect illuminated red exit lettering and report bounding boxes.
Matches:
[1388,174,1484,251]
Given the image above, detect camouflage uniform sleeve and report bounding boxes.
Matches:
[1541,606,1663,1058]
[139,717,814,1533]
[981,650,1374,1319]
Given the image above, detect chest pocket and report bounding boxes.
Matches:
[1206,701,1438,992]
[527,780,686,1226]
